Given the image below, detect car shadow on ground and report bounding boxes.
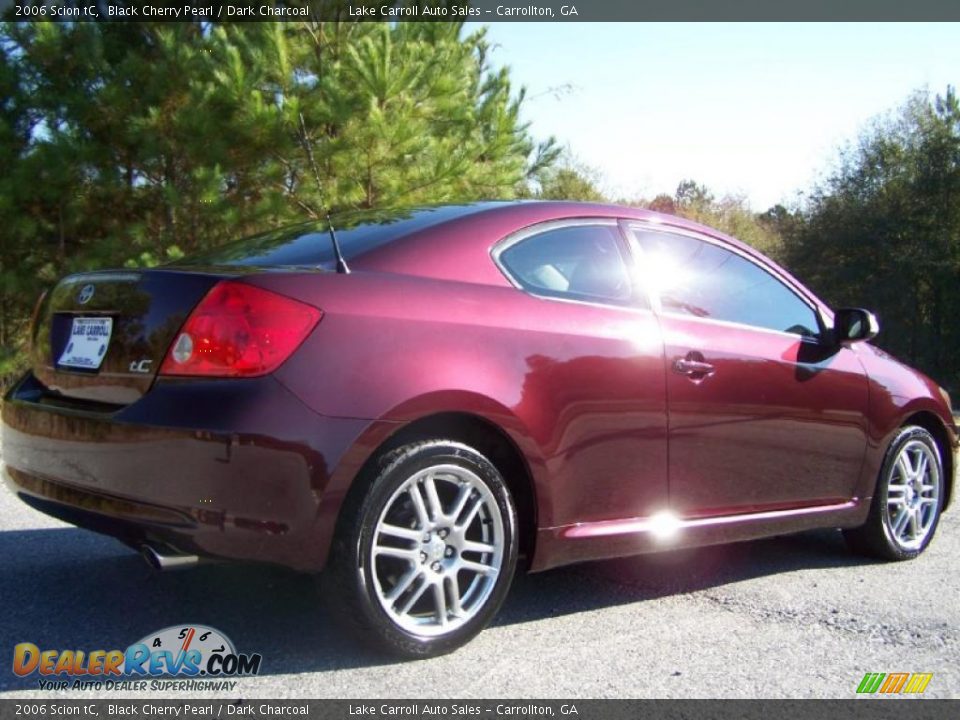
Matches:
[0,524,876,690]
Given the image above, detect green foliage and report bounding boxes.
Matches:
[616,180,785,260]
[0,20,555,385]
[665,180,784,259]
[528,152,604,201]
[784,88,960,391]
[529,158,784,260]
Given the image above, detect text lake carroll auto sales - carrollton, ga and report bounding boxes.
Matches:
[347,5,579,18]
[348,706,579,716]
[11,625,262,692]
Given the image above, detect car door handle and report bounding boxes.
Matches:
[673,358,715,377]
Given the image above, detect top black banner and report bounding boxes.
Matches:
[4,0,960,22]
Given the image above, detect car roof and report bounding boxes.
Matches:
[350,201,752,275]
[349,200,827,314]
[183,200,752,274]
[348,200,759,256]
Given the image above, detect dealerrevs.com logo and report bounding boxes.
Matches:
[13,625,262,692]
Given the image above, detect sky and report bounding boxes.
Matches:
[466,22,960,209]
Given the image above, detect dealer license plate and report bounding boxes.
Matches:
[57,317,113,370]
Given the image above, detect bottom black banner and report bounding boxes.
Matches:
[0,700,957,720]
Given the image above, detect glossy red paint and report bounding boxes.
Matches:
[658,314,870,516]
[3,201,957,574]
[538,499,864,569]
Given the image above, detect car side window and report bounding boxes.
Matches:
[498,224,638,306]
[632,228,820,337]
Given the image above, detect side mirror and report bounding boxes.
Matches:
[833,308,879,344]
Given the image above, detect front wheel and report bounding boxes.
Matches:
[324,440,518,658]
[844,425,944,561]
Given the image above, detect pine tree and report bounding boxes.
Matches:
[0,19,557,384]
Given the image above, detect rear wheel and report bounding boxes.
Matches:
[844,425,944,561]
[324,440,518,658]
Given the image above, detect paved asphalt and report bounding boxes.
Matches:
[1,426,957,700]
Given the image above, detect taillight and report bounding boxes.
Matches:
[159,281,321,377]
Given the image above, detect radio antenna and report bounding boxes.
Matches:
[326,213,350,274]
[299,112,350,274]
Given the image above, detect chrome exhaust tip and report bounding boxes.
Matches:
[140,544,200,571]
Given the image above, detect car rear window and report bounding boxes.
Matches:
[498,223,636,306]
[175,204,499,268]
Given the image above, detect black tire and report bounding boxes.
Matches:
[843,425,944,561]
[323,440,518,658]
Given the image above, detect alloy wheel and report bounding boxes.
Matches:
[369,464,505,636]
[885,439,941,550]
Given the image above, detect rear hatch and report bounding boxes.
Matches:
[31,270,225,405]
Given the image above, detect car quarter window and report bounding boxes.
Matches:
[631,227,821,337]
[497,224,639,306]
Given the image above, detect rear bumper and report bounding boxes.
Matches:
[2,372,380,572]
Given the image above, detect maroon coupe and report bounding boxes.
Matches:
[3,201,956,657]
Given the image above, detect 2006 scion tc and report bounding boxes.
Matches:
[3,202,957,657]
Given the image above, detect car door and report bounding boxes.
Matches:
[626,222,870,517]
[493,219,668,527]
